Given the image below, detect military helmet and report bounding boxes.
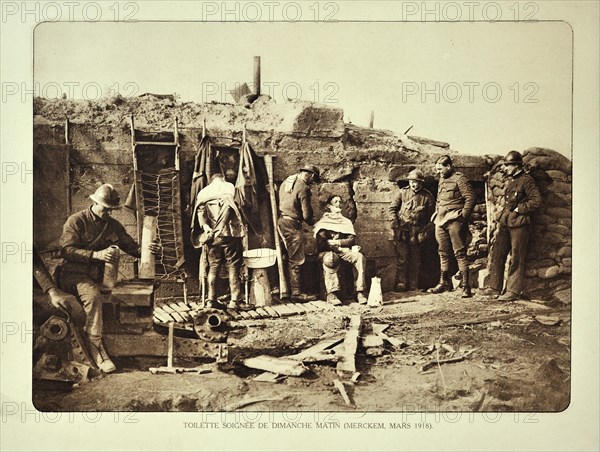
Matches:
[322,251,340,270]
[504,150,524,165]
[89,184,122,209]
[406,169,425,182]
[299,165,321,182]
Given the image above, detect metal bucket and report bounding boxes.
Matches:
[243,248,277,269]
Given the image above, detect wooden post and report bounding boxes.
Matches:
[253,56,261,96]
[250,268,272,307]
[139,215,157,279]
[264,155,289,299]
[369,110,374,128]
[167,322,174,368]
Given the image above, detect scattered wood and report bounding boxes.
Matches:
[441,343,456,354]
[420,350,475,372]
[243,355,308,376]
[253,372,286,383]
[372,323,390,334]
[287,335,344,362]
[224,396,286,411]
[534,315,561,326]
[333,379,353,406]
[375,331,403,348]
[362,334,384,348]
[149,366,212,375]
[336,315,363,373]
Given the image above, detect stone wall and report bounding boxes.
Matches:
[486,148,572,303]
[33,97,571,301]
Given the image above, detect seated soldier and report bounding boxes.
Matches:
[314,195,368,306]
[58,184,161,373]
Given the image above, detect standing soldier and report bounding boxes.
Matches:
[277,165,321,302]
[481,151,541,301]
[428,155,476,297]
[191,173,245,310]
[388,169,434,292]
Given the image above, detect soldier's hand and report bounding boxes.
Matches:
[92,247,119,263]
[47,288,77,312]
[148,241,162,256]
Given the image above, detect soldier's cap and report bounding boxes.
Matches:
[504,150,524,165]
[299,165,321,182]
[90,183,122,209]
[406,169,425,182]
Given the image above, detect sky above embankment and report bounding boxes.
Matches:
[34,21,572,157]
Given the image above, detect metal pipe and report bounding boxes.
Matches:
[253,56,261,96]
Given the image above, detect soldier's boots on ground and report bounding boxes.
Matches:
[461,272,472,298]
[289,267,317,302]
[427,271,453,294]
[356,292,368,305]
[326,292,342,306]
[89,337,116,373]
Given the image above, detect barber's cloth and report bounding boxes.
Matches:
[313,212,356,237]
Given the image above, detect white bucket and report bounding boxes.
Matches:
[243,248,277,269]
[367,276,383,307]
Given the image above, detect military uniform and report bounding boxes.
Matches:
[488,170,541,296]
[277,170,317,300]
[431,170,475,292]
[389,185,434,290]
[193,178,245,306]
[59,207,141,338]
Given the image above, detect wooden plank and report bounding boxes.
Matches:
[237,310,252,320]
[189,302,202,310]
[271,304,295,317]
[161,304,176,314]
[226,309,242,320]
[282,303,304,315]
[336,314,362,373]
[333,379,352,406]
[299,302,317,312]
[169,311,186,323]
[243,356,307,376]
[290,303,307,314]
[287,335,345,361]
[246,310,261,319]
[255,308,270,318]
[178,311,193,322]
[154,307,173,323]
[175,302,191,312]
[263,307,280,318]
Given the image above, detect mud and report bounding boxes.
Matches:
[33,290,570,413]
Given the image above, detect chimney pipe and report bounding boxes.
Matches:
[254,56,261,96]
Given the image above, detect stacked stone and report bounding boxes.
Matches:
[468,203,488,260]
[486,148,572,303]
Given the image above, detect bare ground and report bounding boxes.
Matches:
[33,290,570,413]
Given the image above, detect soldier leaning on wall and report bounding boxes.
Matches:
[388,169,435,292]
[428,155,476,298]
[480,151,542,301]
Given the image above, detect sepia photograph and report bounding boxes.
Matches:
[1,1,598,451]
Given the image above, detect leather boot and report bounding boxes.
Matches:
[206,269,218,308]
[428,271,451,294]
[289,266,316,302]
[461,271,472,298]
[228,265,242,304]
[88,336,116,373]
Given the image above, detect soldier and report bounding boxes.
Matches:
[192,173,245,310]
[277,165,321,302]
[389,169,435,292]
[481,151,541,301]
[428,155,476,297]
[314,195,368,305]
[58,184,161,373]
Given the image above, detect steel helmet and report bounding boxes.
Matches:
[504,150,524,165]
[89,184,122,209]
[406,169,425,182]
[299,165,321,182]
[322,251,340,270]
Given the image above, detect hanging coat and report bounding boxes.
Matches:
[189,136,211,215]
[234,141,268,235]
